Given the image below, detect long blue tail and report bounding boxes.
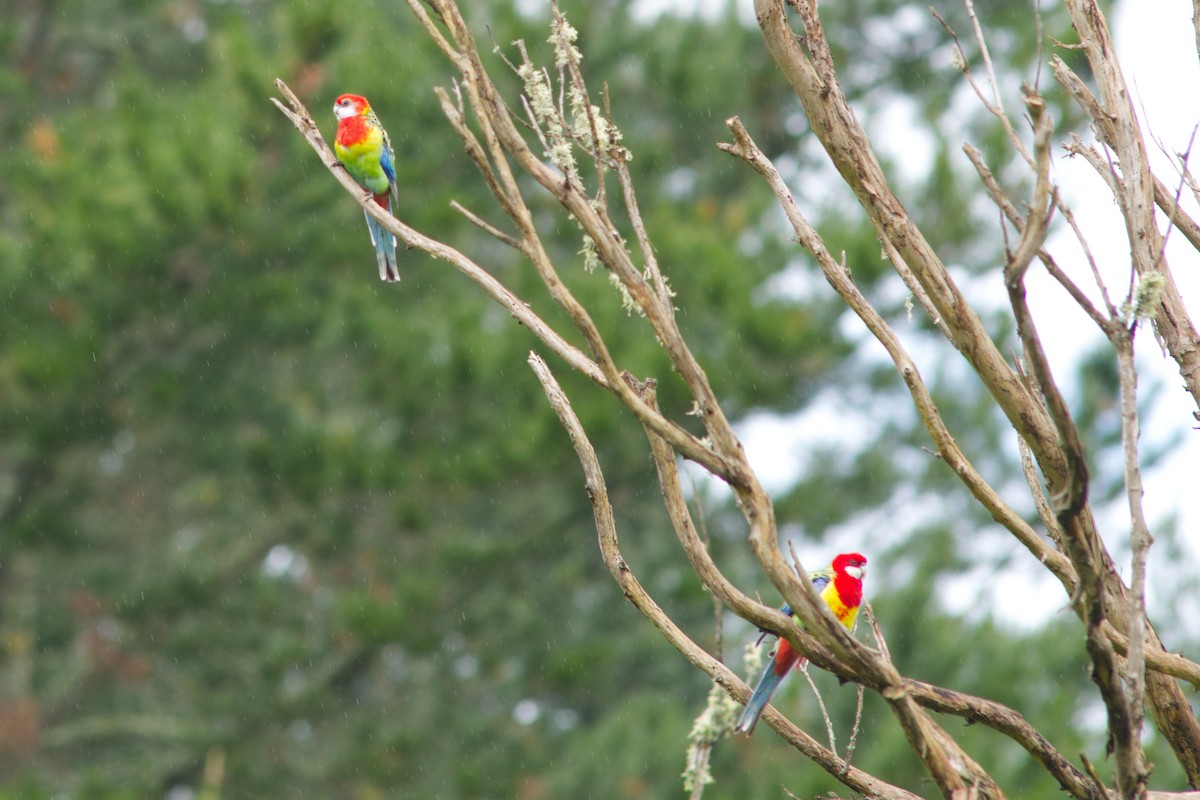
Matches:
[735,663,788,735]
[364,210,400,282]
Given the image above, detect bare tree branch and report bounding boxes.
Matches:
[1051,19,1200,417]
[720,115,1013,800]
[753,0,1073,496]
[449,200,522,250]
[1051,11,1200,777]
[527,353,921,800]
[273,2,1200,796]
[1115,327,1152,756]
[1194,0,1200,65]
[963,144,1111,335]
[720,116,1077,595]
[271,81,606,389]
[1103,620,1200,690]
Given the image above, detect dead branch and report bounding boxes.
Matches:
[273,1,1200,796]
[271,80,605,389]
[720,116,1076,593]
[753,0,1073,498]
[1050,29,1200,417]
[698,138,961,792]
[527,353,921,800]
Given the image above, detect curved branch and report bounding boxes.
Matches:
[1050,36,1200,416]
[717,109,1003,798]
[527,353,921,800]
[753,0,1071,494]
[646,375,1103,800]
[720,116,1076,594]
[271,81,604,388]
[271,79,739,485]
[429,0,751,479]
[906,679,1108,800]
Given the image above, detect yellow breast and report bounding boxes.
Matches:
[820,582,859,629]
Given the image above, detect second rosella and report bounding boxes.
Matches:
[735,552,867,735]
[333,93,401,282]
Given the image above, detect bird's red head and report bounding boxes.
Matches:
[830,552,867,611]
[333,94,370,120]
[831,552,867,581]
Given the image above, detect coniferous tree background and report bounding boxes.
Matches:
[1,0,1196,798]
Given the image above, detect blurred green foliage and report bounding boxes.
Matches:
[1,0,1192,798]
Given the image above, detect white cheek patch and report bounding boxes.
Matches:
[845,566,863,580]
[334,104,357,120]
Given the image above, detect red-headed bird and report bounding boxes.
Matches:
[735,552,867,735]
[333,93,401,282]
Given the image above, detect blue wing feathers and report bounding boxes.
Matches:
[380,146,396,184]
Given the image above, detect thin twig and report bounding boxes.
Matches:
[687,475,724,663]
[962,143,1111,334]
[616,159,674,311]
[844,682,866,771]
[933,1,1040,174]
[449,201,522,250]
[1114,329,1152,748]
[1017,436,1066,554]
[882,236,953,340]
[1152,124,1199,268]
[801,665,838,755]
[863,603,892,665]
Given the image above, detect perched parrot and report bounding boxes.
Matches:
[735,552,867,736]
[333,93,402,282]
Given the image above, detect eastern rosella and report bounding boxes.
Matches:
[333,93,401,282]
[735,552,867,736]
